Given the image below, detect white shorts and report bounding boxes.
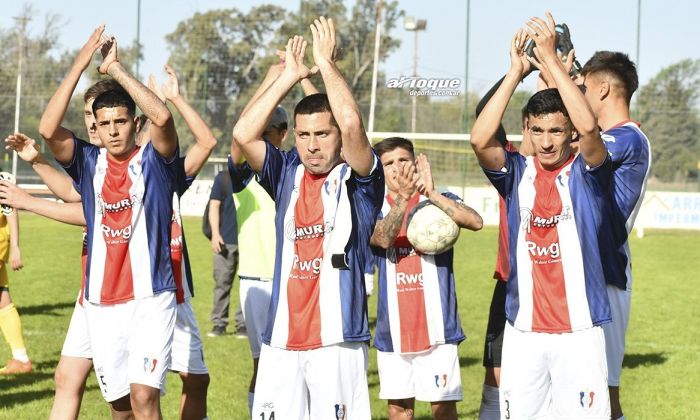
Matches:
[86,291,176,402]
[170,299,208,374]
[61,298,92,359]
[603,284,631,386]
[253,342,370,420]
[239,278,273,359]
[500,323,610,419]
[377,343,462,402]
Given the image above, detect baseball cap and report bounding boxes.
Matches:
[268,106,288,129]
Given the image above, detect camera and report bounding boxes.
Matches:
[524,23,582,76]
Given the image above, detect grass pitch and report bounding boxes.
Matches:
[0,214,698,419]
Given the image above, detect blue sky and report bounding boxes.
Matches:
[3,0,699,94]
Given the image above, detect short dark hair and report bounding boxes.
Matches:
[581,51,638,103]
[374,137,415,158]
[294,93,337,127]
[84,79,123,103]
[92,89,136,118]
[525,88,570,122]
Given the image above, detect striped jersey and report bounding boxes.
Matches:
[493,141,519,282]
[257,142,384,350]
[171,156,196,303]
[227,157,276,280]
[483,152,614,333]
[602,121,651,290]
[64,136,178,304]
[373,193,465,354]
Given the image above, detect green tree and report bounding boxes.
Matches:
[164,5,286,153]
[635,59,700,182]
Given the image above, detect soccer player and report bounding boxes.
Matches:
[0,184,28,375]
[370,137,482,420]
[579,51,651,420]
[39,31,179,419]
[471,14,615,418]
[228,53,320,414]
[232,17,383,419]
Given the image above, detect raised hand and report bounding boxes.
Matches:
[281,36,317,81]
[310,16,336,67]
[98,36,118,75]
[162,64,181,101]
[74,24,105,71]
[396,162,418,200]
[525,12,558,63]
[148,74,166,103]
[509,29,532,80]
[415,153,434,197]
[5,133,40,164]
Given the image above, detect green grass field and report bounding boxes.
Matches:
[0,214,698,419]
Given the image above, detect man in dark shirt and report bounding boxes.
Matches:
[207,170,243,337]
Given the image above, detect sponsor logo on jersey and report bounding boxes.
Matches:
[292,255,323,275]
[525,240,561,262]
[396,272,424,287]
[96,193,142,215]
[519,206,572,232]
[386,246,418,263]
[101,224,132,241]
[284,218,333,241]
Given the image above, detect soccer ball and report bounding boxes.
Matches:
[0,172,15,216]
[406,201,460,255]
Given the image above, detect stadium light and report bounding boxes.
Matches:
[404,16,427,133]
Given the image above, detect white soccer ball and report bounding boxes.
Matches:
[0,172,15,216]
[406,201,460,255]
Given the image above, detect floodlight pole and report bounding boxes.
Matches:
[463,0,470,133]
[367,0,383,135]
[136,0,142,79]
[12,15,30,180]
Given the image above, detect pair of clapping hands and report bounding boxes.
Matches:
[511,12,580,88]
[393,154,435,201]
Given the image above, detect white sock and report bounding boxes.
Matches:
[478,384,500,420]
[12,348,29,363]
[248,392,254,415]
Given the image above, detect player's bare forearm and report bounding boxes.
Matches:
[38,66,81,163]
[171,95,216,177]
[370,197,408,249]
[316,60,373,176]
[31,160,82,202]
[108,63,178,158]
[183,144,213,178]
[240,65,283,120]
[542,54,606,166]
[300,78,320,96]
[428,191,483,231]
[24,198,85,226]
[233,72,298,172]
[208,200,222,238]
[470,71,521,170]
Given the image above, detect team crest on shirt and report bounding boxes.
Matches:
[434,374,448,388]
[143,357,158,373]
[334,403,346,419]
[579,391,595,408]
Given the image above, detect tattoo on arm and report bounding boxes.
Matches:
[455,200,481,220]
[372,197,407,247]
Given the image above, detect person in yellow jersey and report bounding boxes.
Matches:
[0,174,29,375]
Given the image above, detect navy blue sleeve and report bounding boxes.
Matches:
[351,152,385,211]
[142,141,179,189]
[61,134,100,193]
[258,141,293,201]
[173,156,191,197]
[481,151,523,199]
[227,155,255,194]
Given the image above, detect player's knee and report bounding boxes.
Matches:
[181,372,210,395]
[431,401,457,420]
[129,385,160,412]
[54,366,86,395]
